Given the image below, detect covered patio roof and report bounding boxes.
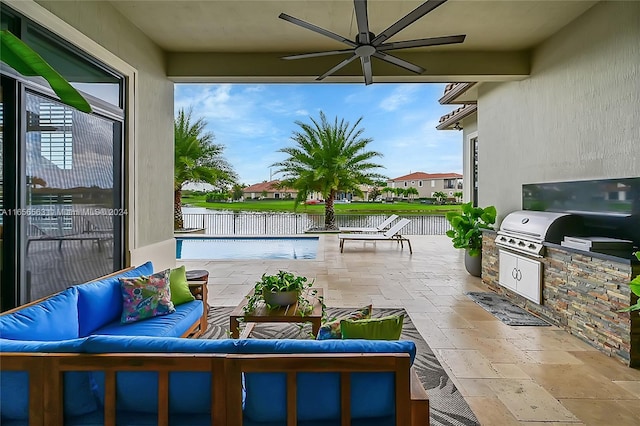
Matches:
[104,0,598,83]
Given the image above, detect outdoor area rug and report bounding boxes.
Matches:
[202,306,480,426]
[466,292,551,326]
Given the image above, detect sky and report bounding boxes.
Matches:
[174,83,462,186]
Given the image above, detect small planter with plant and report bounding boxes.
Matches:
[244,270,322,316]
[445,202,497,276]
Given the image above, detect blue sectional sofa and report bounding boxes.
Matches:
[0,263,429,426]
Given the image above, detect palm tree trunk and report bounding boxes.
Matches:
[174,188,183,230]
[324,190,337,230]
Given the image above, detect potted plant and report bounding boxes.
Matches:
[445,202,497,277]
[244,270,318,314]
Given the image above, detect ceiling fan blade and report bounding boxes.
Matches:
[354,0,371,44]
[373,52,424,74]
[316,54,358,81]
[279,13,357,47]
[371,0,448,46]
[360,55,373,85]
[282,49,355,60]
[377,34,466,51]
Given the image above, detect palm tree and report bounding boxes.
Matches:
[406,187,419,201]
[272,111,385,230]
[433,191,447,204]
[174,108,237,229]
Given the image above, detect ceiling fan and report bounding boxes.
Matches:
[279,0,465,85]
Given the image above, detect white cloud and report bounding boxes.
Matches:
[378,84,421,111]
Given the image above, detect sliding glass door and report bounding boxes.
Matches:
[24,92,123,301]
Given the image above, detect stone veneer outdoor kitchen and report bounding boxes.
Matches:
[482,231,640,367]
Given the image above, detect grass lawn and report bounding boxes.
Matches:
[182,195,460,215]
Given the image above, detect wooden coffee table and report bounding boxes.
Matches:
[229,288,323,339]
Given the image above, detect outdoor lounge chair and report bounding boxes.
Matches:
[339,214,399,233]
[338,218,412,253]
[26,215,113,253]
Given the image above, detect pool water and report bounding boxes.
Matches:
[176,237,319,260]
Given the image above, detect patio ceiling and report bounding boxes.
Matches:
[108,0,598,83]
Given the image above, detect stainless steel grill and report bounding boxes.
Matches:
[495,210,583,257]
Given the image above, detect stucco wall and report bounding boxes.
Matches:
[22,1,175,266]
[477,1,640,223]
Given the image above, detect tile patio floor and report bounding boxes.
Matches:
[179,235,640,425]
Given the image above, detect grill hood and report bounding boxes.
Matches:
[496,210,584,257]
[499,210,583,243]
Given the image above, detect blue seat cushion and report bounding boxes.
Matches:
[83,335,239,414]
[65,411,212,426]
[0,287,79,341]
[0,338,97,421]
[237,339,415,423]
[76,261,154,336]
[90,300,202,338]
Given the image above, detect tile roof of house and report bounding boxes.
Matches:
[438,82,476,105]
[436,104,478,130]
[389,172,463,181]
[242,180,295,193]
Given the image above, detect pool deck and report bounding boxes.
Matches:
[179,234,640,426]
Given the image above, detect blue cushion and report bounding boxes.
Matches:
[91,300,203,337]
[0,287,79,341]
[76,262,154,336]
[238,339,415,422]
[0,338,96,421]
[83,335,238,414]
[233,339,416,363]
[82,334,239,354]
[65,411,212,426]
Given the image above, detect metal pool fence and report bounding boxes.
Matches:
[181,213,451,235]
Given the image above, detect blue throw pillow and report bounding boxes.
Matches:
[0,287,79,341]
[76,261,154,336]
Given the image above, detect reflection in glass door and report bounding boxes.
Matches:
[24,92,122,301]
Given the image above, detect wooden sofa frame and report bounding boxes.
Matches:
[1,352,429,426]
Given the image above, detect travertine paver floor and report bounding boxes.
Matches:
[179,234,640,425]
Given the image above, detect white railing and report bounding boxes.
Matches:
[181,213,451,235]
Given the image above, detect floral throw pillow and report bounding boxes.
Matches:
[316,305,372,340]
[120,269,175,324]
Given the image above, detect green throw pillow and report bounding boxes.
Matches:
[169,265,195,306]
[316,305,372,340]
[340,314,404,340]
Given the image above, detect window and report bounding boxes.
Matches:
[411,181,415,185]
[431,180,435,188]
[418,181,423,187]
[34,103,73,169]
[404,182,407,187]
[444,179,456,189]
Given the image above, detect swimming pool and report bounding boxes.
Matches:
[176,237,319,260]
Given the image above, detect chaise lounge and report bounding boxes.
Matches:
[339,218,413,253]
[339,214,399,233]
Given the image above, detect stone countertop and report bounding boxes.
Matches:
[544,241,639,265]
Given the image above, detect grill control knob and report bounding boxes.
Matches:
[518,241,526,247]
[528,244,537,250]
